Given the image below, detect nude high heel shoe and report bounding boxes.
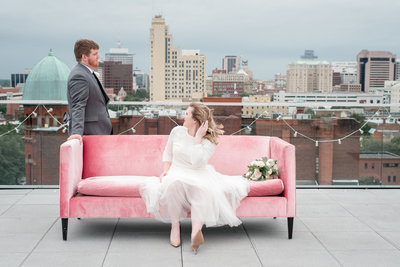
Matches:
[170,224,181,248]
[191,230,204,255]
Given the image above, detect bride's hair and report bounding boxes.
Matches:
[189,102,224,144]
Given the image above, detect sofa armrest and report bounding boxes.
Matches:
[59,139,83,218]
[269,137,296,217]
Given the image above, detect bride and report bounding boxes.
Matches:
[140,102,249,254]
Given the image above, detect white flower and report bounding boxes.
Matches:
[268,169,273,175]
[266,159,275,168]
[255,160,265,167]
[273,165,278,170]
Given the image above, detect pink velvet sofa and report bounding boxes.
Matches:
[59,135,296,240]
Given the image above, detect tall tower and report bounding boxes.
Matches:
[357,50,396,92]
[150,16,206,101]
[150,16,167,101]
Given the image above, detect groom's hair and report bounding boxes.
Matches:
[74,39,99,62]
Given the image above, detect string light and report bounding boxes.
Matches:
[118,116,145,135]
[0,103,393,143]
[0,105,40,138]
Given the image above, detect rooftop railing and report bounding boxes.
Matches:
[1,100,399,188]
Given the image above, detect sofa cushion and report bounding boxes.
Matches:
[248,179,284,197]
[78,176,284,197]
[77,176,160,197]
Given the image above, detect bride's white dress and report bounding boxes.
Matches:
[140,126,250,227]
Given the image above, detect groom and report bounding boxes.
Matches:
[66,39,113,143]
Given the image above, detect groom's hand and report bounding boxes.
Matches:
[67,134,82,144]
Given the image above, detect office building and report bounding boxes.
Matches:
[211,69,249,96]
[105,42,134,65]
[222,56,240,73]
[10,69,30,88]
[150,16,206,101]
[357,50,396,92]
[286,51,333,93]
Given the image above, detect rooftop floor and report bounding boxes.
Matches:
[1,189,400,267]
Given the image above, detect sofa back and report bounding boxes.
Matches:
[82,135,270,178]
[210,135,270,175]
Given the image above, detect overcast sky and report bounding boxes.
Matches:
[1,0,399,81]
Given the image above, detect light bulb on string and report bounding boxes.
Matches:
[47,108,53,113]
[15,128,19,133]
[62,127,67,133]
[32,111,37,117]
[294,131,297,137]
[359,129,364,134]
[315,141,319,147]
[338,139,341,144]
[131,128,136,134]
[277,115,282,121]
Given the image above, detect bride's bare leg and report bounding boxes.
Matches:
[167,181,185,247]
[189,187,206,253]
[170,221,181,247]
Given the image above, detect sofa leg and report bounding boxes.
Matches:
[287,217,294,239]
[62,218,68,241]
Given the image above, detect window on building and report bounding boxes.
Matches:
[364,163,368,169]
[394,176,397,183]
[371,163,375,169]
[388,176,391,182]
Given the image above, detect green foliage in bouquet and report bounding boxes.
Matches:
[243,157,280,181]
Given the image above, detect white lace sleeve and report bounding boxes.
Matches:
[190,139,216,168]
[162,126,179,162]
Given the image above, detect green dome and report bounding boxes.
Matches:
[23,49,70,101]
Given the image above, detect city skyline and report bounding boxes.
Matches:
[1,0,400,81]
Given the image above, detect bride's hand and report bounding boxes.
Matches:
[160,171,167,181]
[195,120,208,141]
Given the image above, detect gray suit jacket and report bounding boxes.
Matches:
[67,63,112,135]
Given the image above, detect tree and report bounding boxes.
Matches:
[0,104,6,114]
[359,176,381,185]
[350,114,371,136]
[134,89,149,99]
[123,92,142,102]
[0,123,25,185]
[360,136,400,156]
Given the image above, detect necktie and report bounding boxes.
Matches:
[92,72,109,102]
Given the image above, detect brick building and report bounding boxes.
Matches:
[104,61,133,94]
[256,118,361,185]
[22,50,70,185]
[359,152,400,185]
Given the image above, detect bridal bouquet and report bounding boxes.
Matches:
[243,157,280,181]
